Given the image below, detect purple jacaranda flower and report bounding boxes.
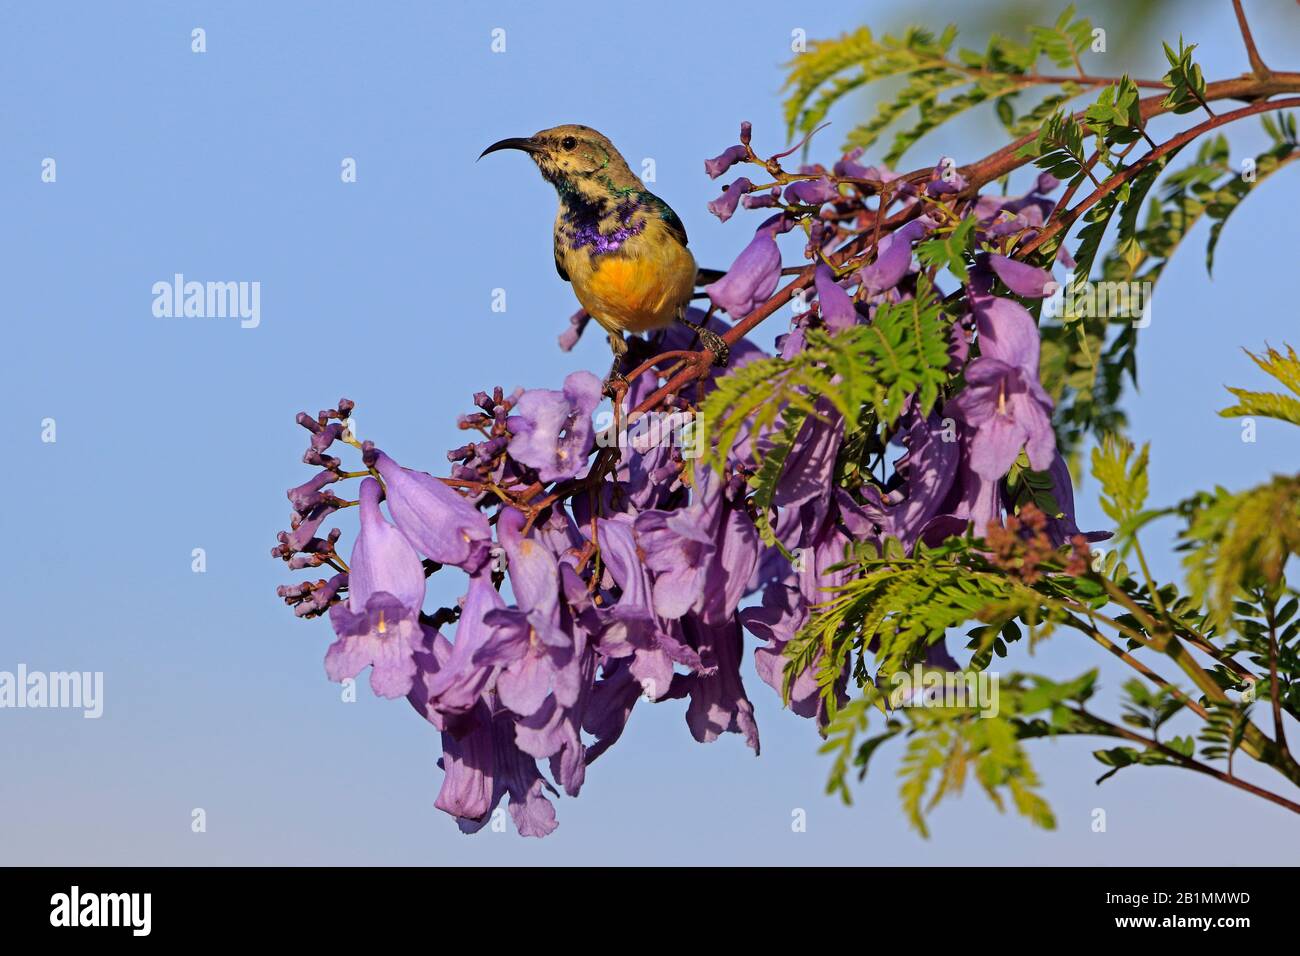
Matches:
[858,217,933,293]
[707,176,754,222]
[407,624,457,731]
[511,624,593,800]
[933,451,1005,541]
[814,263,858,331]
[437,700,559,838]
[744,489,859,725]
[974,172,1059,236]
[927,156,967,194]
[1043,453,1112,545]
[705,144,748,179]
[532,502,585,568]
[506,370,603,483]
[520,562,600,797]
[557,308,590,351]
[434,701,495,825]
[971,294,1044,377]
[745,581,821,718]
[633,505,716,619]
[608,427,682,513]
[857,413,959,548]
[696,474,761,626]
[473,509,574,717]
[784,176,840,205]
[950,358,1055,480]
[772,398,843,519]
[325,477,426,698]
[672,616,760,753]
[705,214,796,318]
[743,188,781,209]
[833,148,873,180]
[988,254,1055,298]
[416,571,504,719]
[948,314,973,373]
[487,710,561,838]
[583,659,643,763]
[287,469,339,513]
[405,619,513,842]
[595,515,705,696]
[622,469,757,628]
[370,450,491,572]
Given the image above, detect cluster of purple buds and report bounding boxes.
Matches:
[273,122,1106,836]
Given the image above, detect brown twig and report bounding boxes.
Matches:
[1232,0,1273,79]
[947,72,1300,199]
[1076,710,1300,815]
[1022,96,1300,257]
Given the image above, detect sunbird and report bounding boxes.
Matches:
[480,124,727,385]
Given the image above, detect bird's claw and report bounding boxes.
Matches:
[602,371,629,399]
[696,327,729,368]
[677,317,730,368]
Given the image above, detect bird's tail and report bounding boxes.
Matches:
[694,267,727,286]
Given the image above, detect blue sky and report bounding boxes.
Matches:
[2,0,1298,864]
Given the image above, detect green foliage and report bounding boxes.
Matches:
[822,668,1102,835]
[1160,38,1207,115]
[782,7,1106,164]
[1119,678,1185,738]
[1027,4,1093,73]
[786,535,1041,709]
[1175,344,1300,626]
[916,214,976,282]
[771,11,1300,834]
[1005,455,1063,518]
[783,24,961,150]
[897,707,1054,837]
[996,86,1082,138]
[1180,475,1300,628]
[1198,700,1251,769]
[1017,109,1090,181]
[1037,152,1170,457]
[1091,736,1193,784]
[694,277,952,486]
[1082,76,1146,145]
[1049,118,1299,457]
[1090,434,1168,550]
[1219,344,1300,427]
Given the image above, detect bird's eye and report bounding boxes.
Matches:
[560,136,577,151]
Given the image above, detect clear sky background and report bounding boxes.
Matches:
[2,1,1298,865]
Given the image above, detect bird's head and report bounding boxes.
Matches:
[479,124,638,197]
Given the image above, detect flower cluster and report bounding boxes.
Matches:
[273,122,1105,836]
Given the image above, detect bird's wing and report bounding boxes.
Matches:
[640,192,689,247]
[553,238,570,282]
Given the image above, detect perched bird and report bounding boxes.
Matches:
[479,124,727,385]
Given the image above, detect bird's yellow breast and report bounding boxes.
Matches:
[562,223,696,335]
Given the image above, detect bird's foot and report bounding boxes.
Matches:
[602,370,629,401]
[679,318,729,368]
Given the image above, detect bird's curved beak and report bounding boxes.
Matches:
[478,137,542,160]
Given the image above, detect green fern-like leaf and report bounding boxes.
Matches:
[1028,4,1093,73]
[1219,344,1300,426]
[1181,476,1300,627]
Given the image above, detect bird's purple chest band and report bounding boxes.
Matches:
[561,197,646,255]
